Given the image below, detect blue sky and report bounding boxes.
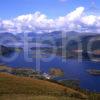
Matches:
[0,0,100,19]
[0,0,100,33]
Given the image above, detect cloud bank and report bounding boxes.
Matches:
[0,6,100,33]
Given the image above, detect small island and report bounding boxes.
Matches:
[87,69,100,76]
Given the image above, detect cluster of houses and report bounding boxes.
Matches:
[0,64,64,81]
[0,65,51,80]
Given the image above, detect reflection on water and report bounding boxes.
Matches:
[0,50,100,92]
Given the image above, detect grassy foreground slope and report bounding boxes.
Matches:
[0,95,85,100]
[0,73,87,100]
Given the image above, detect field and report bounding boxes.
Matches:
[0,95,85,100]
[0,73,88,100]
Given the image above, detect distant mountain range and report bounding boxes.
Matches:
[0,31,99,43]
[0,31,100,49]
[0,31,100,60]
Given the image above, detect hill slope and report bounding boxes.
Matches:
[0,73,87,100]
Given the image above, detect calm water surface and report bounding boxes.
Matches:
[0,51,100,92]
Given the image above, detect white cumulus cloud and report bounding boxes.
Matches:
[0,6,100,33]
